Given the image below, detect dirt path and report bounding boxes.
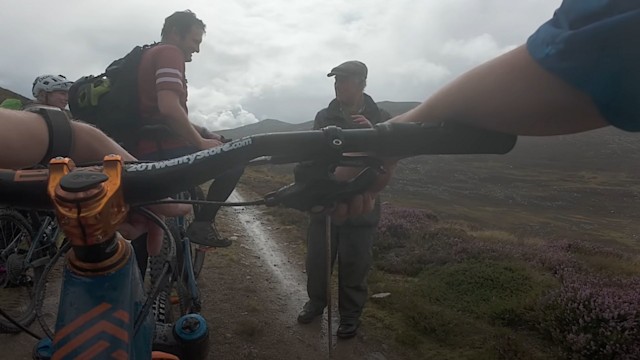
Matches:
[199,190,392,359]
[1,189,393,360]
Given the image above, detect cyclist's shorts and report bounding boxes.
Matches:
[527,0,640,131]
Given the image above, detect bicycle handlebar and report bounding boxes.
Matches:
[0,122,517,209]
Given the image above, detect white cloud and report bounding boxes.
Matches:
[441,33,517,63]
[0,0,561,129]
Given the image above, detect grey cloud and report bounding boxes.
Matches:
[1,0,561,128]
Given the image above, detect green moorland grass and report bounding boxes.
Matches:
[387,159,640,250]
[239,166,640,359]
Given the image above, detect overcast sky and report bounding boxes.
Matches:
[0,0,560,130]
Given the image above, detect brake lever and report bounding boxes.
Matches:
[263,166,380,212]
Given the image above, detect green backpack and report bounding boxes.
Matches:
[69,43,158,148]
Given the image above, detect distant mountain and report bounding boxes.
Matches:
[216,118,313,139]
[217,101,420,139]
[377,101,421,116]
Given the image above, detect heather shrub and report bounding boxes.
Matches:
[537,270,640,359]
[377,205,438,240]
[374,205,441,276]
[372,203,640,359]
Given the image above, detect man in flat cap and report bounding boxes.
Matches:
[296,60,390,339]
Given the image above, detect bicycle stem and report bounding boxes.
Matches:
[47,155,130,266]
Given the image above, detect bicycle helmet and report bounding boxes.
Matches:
[32,74,73,98]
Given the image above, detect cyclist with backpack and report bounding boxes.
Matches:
[132,10,244,252]
[67,10,244,253]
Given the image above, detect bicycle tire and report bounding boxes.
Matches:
[149,218,181,324]
[0,209,37,333]
[149,188,205,323]
[34,241,69,339]
[191,246,205,281]
[188,186,207,280]
[174,232,197,316]
[166,216,200,317]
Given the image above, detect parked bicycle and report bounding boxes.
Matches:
[0,208,60,333]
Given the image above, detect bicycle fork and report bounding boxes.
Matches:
[33,236,154,360]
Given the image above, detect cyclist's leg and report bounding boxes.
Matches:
[188,166,244,247]
[132,145,197,277]
[195,166,245,222]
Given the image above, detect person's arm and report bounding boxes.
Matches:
[192,123,222,140]
[0,108,190,255]
[392,45,608,135]
[157,90,220,149]
[332,46,609,222]
[0,109,135,169]
[152,46,220,150]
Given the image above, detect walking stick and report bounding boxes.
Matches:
[325,214,333,358]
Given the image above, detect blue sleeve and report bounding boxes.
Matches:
[526,0,640,131]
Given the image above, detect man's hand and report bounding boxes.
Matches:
[329,159,397,224]
[198,138,223,150]
[351,115,373,128]
[192,125,224,149]
[198,127,223,141]
[118,202,191,256]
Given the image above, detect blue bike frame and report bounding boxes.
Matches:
[35,238,153,359]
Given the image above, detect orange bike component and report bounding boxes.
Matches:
[47,155,129,247]
[152,351,180,360]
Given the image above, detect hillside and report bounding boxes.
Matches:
[217,101,419,139]
[216,118,314,139]
[219,101,640,247]
[376,101,421,116]
[0,87,30,105]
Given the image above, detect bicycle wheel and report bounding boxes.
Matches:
[148,218,180,324]
[174,230,201,315]
[188,186,207,280]
[0,209,37,333]
[34,241,69,339]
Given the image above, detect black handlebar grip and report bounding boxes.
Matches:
[369,122,517,157]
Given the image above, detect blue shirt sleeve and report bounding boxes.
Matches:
[527,0,640,131]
